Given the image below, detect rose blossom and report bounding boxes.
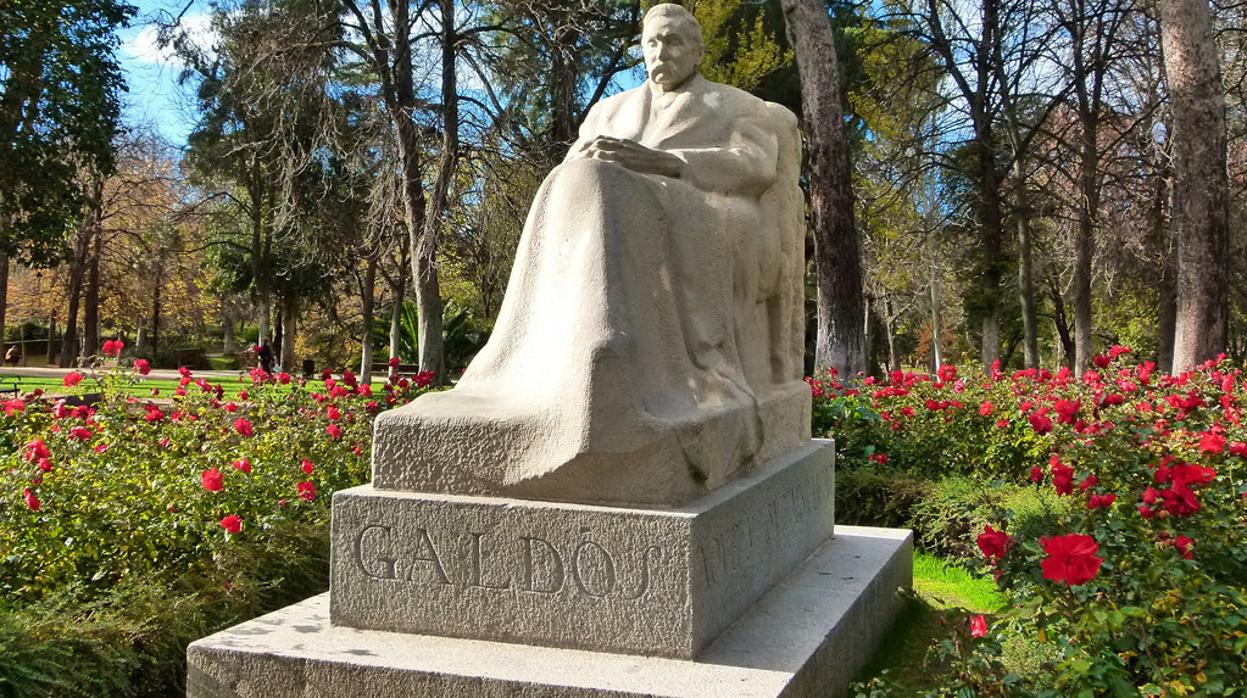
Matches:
[1040,533,1102,586]
[202,468,224,492]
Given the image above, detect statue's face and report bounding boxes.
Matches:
[642,15,702,90]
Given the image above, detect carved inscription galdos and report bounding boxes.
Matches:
[353,525,662,600]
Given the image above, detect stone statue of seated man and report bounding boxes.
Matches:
[371,3,810,507]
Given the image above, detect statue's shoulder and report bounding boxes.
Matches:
[584,87,639,120]
[698,77,797,128]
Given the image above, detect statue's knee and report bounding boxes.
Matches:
[555,157,627,184]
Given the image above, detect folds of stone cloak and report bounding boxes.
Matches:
[464,158,760,487]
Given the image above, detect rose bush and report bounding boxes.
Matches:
[820,351,1247,695]
[1,357,430,602]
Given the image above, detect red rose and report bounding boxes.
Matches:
[969,614,988,638]
[233,418,254,437]
[231,458,252,474]
[1050,457,1074,496]
[1086,492,1116,510]
[68,426,92,440]
[133,358,151,375]
[1028,411,1053,435]
[327,405,341,421]
[979,401,993,417]
[300,459,315,475]
[23,487,41,511]
[297,480,317,502]
[64,372,84,388]
[102,339,124,357]
[1173,535,1194,560]
[1198,431,1227,454]
[977,525,1012,560]
[1029,465,1044,483]
[1040,533,1102,586]
[219,514,242,534]
[326,424,342,440]
[24,439,50,463]
[1092,354,1111,369]
[202,468,224,492]
[1053,399,1080,425]
[224,401,238,413]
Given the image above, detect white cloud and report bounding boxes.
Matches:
[123,13,216,67]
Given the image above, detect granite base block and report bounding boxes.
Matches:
[330,440,835,659]
[188,526,913,698]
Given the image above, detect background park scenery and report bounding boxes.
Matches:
[2,0,1247,695]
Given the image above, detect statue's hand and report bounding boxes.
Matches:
[577,136,684,178]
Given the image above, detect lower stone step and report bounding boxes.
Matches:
[187,525,912,698]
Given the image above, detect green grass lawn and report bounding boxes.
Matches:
[852,552,1006,695]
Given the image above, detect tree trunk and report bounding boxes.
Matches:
[382,0,443,384]
[280,296,297,371]
[884,298,899,372]
[60,246,87,366]
[1152,159,1177,372]
[406,0,460,384]
[0,255,8,357]
[222,309,237,355]
[61,178,101,366]
[1072,111,1098,371]
[46,312,57,364]
[549,24,581,160]
[1160,0,1230,371]
[1013,158,1040,369]
[781,0,866,378]
[1049,281,1075,368]
[250,196,272,346]
[149,269,162,357]
[389,281,404,361]
[273,303,284,366]
[82,225,102,358]
[359,255,378,384]
[977,141,1005,372]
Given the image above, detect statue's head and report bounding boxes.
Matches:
[641,3,704,91]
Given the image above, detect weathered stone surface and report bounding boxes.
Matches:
[188,526,913,698]
[370,4,809,508]
[333,440,835,659]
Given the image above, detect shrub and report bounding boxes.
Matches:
[820,350,1247,694]
[0,351,430,693]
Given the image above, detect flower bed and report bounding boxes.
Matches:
[1,349,429,695]
[817,351,1247,694]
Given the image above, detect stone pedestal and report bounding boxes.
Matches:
[187,439,913,697]
[188,526,912,698]
[331,441,834,658]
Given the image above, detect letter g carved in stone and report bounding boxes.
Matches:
[356,524,398,580]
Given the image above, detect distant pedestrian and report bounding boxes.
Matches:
[4,345,21,366]
[255,342,274,374]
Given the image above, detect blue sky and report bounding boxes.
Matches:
[117,0,212,145]
[115,1,646,147]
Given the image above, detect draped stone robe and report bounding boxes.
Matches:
[371,74,810,507]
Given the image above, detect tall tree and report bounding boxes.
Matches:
[0,0,133,355]
[913,0,1011,370]
[780,0,866,377]
[1159,0,1230,370]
